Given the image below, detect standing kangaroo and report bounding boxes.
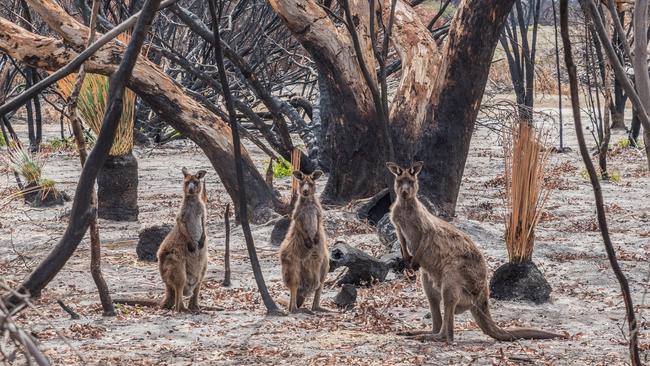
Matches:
[158,168,208,313]
[387,162,563,342]
[279,170,330,314]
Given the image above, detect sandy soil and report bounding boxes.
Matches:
[1,104,649,365]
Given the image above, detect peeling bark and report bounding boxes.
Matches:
[269,0,386,203]
[386,0,438,165]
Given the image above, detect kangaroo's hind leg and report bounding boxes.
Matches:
[414,281,459,342]
[400,271,442,337]
[161,284,175,309]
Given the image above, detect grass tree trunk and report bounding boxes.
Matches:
[97,152,139,221]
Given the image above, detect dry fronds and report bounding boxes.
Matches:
[56,34,135,156]
[502,120,552,263]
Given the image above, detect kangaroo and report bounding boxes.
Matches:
[158,167,208,313]
[386,161,564,342]
[279,170,330,314]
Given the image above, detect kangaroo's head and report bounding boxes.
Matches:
[386,161,423,200]
[293,170,323,198]
[182,167,207,197]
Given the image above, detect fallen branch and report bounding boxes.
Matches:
[56,299,80,320]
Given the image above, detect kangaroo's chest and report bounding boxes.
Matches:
[182,201,205,239]
[391,210,424,249]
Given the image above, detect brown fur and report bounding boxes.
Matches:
[157,167,208,313]
[387,162,564,342]
[279,170,330,314]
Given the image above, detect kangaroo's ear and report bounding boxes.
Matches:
[311,170,323,180]
[182,167,190,177]
[386,162,402,176]
[410,161,424,176]
[292,170,305,181]
[196,170,207,179]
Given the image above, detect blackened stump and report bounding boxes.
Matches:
[97,152,139,221]
[489,261,551,304]
[356,188,392,226]
[136,224,172,261]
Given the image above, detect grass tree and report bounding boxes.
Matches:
[1,142,66,206]
[57,61,139,221]
[490,120,553,304]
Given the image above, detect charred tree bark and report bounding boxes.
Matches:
[416,0,516,217]
[629,108,641,145]
[269,0,387,203]
[611,77,627,129]
[97,153,139,221]
[222,203,231,287]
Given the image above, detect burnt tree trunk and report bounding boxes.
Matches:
[416,0,516,217]
[610,6,627,130]
[611,76,627,129]
[629,108,641,144]
[269,0,388,203]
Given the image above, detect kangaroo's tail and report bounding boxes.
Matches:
[471,300,565,341]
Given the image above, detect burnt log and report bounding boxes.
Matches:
[356,188,392,226]
[329,240,389,286]
[333,284,357,310]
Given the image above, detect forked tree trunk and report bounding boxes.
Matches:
[270,0,515,216]
[0,0,282,220]
[269,0,388,203]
